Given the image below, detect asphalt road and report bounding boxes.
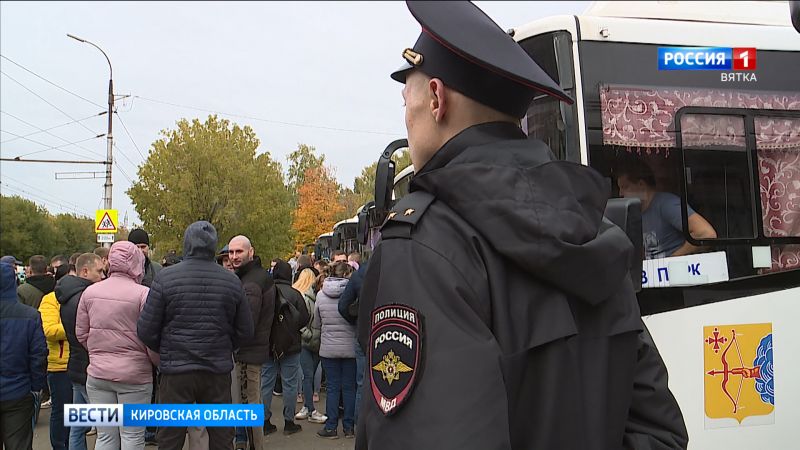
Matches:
[33,393,354,450]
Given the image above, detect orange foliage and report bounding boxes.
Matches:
[292,166,344,250]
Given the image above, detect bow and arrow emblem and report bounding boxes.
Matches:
[706,328,761,414]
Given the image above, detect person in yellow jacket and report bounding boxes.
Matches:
[39,255,71,450]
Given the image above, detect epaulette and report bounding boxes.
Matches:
[380,191,435,239]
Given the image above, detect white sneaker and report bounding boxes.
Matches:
[40,399,52,409]
[308,410,327,424]
[295,406,309,420]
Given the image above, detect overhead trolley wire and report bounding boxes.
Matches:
[0,54,106,109]
[133,95,404,137]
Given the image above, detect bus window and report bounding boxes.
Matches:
[678,113,755,240]
[519,31,579,162]
[593,84,800,282]
[393,174,412,200]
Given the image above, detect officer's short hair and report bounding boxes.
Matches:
[615,157,656,188]
[93,247,109,259]
[28,255,48,275]
[76,253,101,273]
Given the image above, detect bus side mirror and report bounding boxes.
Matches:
[357,201,374,246]
[332,234,341,251]
[374,139,409,222]
[604,198,643,292]
[791,1,800,33]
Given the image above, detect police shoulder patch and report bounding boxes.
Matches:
[369,304,424,416]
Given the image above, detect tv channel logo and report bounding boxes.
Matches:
[65,404,264,427]
[658,47,756,71]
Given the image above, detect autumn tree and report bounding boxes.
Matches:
[291,166,344,250]
[286,144,325,205]
[128,115,293,258]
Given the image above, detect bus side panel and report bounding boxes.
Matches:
[644,287,799,449]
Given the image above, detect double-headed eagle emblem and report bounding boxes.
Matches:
[372,350,413,385]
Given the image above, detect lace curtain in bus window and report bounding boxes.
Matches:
[599,86,800,153]
[757,116,800,271]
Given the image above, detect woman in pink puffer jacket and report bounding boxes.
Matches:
[76,240,159,450]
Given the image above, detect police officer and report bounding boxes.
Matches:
[357,2,688,449]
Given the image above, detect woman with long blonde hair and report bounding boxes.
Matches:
[292,268,327,424]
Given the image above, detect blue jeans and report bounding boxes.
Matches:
[69,382,90,450]
[260,353,301,423]
[354,342,366,425]
[48,371,71,450]
[321,357,356,432]
[299,348,320,413]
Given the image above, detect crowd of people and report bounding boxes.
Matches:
[0,221,367,450]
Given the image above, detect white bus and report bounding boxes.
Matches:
[372,2,799,448]
[516,2,798,447]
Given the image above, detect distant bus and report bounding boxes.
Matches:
[332,215,360,256]
[314,232,334,261]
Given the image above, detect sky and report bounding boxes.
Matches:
[0,1,590,227]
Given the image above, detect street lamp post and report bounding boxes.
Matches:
[67,34,114,214]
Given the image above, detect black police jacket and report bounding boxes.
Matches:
[357,122,688,450]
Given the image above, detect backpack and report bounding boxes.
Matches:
[270,285,302,359]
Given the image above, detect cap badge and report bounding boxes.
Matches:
[402,48,424,66]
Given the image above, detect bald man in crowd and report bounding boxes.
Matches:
[228,235,277,445]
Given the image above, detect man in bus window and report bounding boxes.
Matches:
[616,158,717,259]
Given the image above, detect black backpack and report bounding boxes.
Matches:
[270,285,302,359]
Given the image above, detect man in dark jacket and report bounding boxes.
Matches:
[128,228,162,288]
[56,252,104,450]
[357,2,688,450]
[137,221,254,450]
[17,255,54,309]
[260,260,309,436]
[228,235,275,447]
[1,261,48,450]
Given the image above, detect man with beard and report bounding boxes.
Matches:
[228,235,276,445]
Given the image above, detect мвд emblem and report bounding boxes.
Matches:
[369,304,423,416]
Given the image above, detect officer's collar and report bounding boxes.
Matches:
[411,121,525,185]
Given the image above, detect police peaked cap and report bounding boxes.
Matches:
[391,1,573,118]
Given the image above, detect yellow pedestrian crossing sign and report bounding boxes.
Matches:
[95,209,118,233]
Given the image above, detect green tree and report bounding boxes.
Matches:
[0,195,57,260]
[127,115,293,258]
[50,214,97,256]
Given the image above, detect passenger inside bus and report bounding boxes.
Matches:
[615,157,717,259]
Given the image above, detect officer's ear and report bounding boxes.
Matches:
[428,78,447,123]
